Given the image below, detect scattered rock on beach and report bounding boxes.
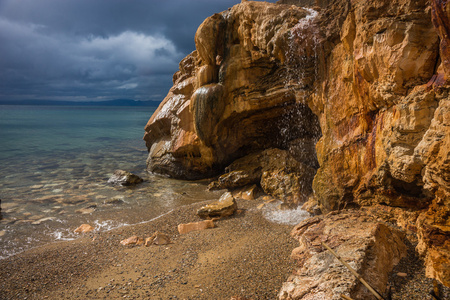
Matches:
[197,192,237,219]
[178,220,215,234]
[120,236,144,246]
[145,231,171,246]
[108,170,143,186]
[74,224,95,234]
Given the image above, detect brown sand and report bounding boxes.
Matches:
[0,198,297,299]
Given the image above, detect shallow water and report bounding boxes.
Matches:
[0,105,223,259]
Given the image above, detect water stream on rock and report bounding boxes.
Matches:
[271,7,321,220]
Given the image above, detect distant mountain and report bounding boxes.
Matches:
[0,99,161,107]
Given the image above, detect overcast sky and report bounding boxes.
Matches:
[0,0,275,102]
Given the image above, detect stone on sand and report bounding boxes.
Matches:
[145,231,171,246]
[177,220,215,234]
[120,236,144,246]
[74,224,95,234]
[197,192,237,219]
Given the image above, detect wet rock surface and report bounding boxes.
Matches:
[107,170,143,186]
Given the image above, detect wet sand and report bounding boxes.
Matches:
[0,198,298,299]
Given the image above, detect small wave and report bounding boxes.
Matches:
[94,220,129,231]
[51,230,76,241]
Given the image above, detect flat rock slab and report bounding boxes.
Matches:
[178,220,215,234]
[279,210,407,300]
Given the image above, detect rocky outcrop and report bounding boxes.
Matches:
[144,0,450,287]
[279,210,406,299]
[144,2,321,180]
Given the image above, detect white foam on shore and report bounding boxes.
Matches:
[51,230,76,241]
[262,202,311,225]
[94,220,130,232]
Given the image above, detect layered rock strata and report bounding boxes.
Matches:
[144,0,450,287]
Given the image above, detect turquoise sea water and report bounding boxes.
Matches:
[0,105,222,258]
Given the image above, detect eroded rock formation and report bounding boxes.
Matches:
[144,2,321,182]
[144,0,449,288]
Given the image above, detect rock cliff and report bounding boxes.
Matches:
[144,0,449,290]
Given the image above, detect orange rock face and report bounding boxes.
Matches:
[143,2,321,180]
[144,0,450,286]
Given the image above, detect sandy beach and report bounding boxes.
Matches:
[1,195,449,300]
[0,198,298,299]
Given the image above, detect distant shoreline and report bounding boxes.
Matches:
[0,99,161,107]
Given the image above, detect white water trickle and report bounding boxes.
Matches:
[285,7,320,91]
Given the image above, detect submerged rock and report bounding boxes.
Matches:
[197,192,237,219]
[104,196,125,205]
[107,170,143,186]
[75,203,97,215]
[279,210,406,299]
[177,220,215,234]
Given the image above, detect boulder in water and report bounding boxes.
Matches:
[108,170,143,186]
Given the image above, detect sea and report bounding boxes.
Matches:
[0,105,225,259]
[0,104,310,259]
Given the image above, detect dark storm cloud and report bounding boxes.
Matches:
[0,0,275,102]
